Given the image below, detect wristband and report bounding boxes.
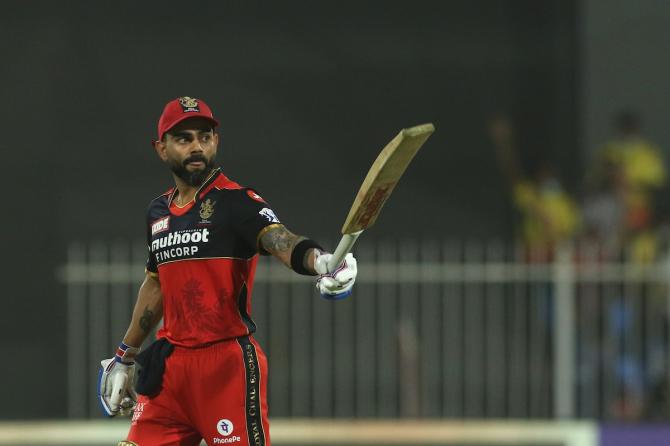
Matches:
[290,239,323,276]
[114,342,140,365]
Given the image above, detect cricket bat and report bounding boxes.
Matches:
[327,123,435,272]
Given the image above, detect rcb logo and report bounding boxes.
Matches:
[179,96,200,112]
[200,199,215,220]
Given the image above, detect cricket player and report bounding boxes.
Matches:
[97,96,358,446]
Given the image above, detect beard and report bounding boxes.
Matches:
[169,153,216,187]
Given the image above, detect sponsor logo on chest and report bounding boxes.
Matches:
[151,228,210,263]
[151,216,170,235]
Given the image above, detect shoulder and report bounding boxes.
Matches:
[146,187,173,218]
[152,187,174,201]
[221,187,272,211]
[197,171,243,198]
[202,171,269,204]
[218,181,278,223]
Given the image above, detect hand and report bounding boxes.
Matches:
[98,343,139,417]
[314,252,357,300]
[488,115,513,146]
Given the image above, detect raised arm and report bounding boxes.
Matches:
[489,115,523,185]
[258,224,357,300]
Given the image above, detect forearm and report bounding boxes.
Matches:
[122,273,164,347]
[259,224,357,299]
[495,143,522,184]
[489,118,522,183]
[259,224,318,274]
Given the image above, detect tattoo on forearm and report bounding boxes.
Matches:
[139,306,154,334]
[261,226,302,254]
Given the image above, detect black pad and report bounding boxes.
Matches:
[135,338,174,397]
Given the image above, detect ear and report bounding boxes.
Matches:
[153,140,168,162]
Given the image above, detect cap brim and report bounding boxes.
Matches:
[154,114,220,145]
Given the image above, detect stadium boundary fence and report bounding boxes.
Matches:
[0,419,598,446]
[59,239,670,421]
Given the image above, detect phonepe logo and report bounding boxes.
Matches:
[217,419,233,436]
[214,419,241,444]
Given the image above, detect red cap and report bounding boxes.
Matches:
[156,96,219,142]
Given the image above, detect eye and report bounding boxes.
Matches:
[201,134,211,142]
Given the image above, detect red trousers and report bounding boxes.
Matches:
[126,336,270,446]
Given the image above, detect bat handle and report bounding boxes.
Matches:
[327,231,363,273]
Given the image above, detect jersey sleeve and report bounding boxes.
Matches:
[145,212,159,276]
[230,188,282,255]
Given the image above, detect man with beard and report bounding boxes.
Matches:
[97,97,357,446]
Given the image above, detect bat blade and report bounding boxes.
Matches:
[341,123,435,234]
[326,123,434,272]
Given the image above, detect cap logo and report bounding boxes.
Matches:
[179,96,200,113]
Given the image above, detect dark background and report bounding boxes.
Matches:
[0,0,632,418]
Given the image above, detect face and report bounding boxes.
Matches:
[154,117,219,187]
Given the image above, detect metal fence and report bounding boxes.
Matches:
[59,239,670,421]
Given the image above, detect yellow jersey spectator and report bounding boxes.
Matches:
[490,116,580,261]
[513,173,580,254]
[593,111,666,263]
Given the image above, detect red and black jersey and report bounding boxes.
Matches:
[145,168,281,347]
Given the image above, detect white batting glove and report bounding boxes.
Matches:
[314,251,357,300]
[97,343,139,417]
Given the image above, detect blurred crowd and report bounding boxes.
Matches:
[490,112,670,421]
[489,111,667,264]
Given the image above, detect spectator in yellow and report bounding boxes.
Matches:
[490,116,580,262]
[594,111,665,262]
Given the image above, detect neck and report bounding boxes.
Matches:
[171,168,217,205]
[172,176,199,206]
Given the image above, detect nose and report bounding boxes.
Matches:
[190,139,204,153]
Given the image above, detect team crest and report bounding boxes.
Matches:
[200,198,215,220]
[179,96,200,112]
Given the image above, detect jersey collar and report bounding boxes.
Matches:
[167,167,222,207]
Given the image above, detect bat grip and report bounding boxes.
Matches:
[327,231,363,273]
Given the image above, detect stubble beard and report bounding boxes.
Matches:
[169,154,216,187]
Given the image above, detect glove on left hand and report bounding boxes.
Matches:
[98,343,139,417]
